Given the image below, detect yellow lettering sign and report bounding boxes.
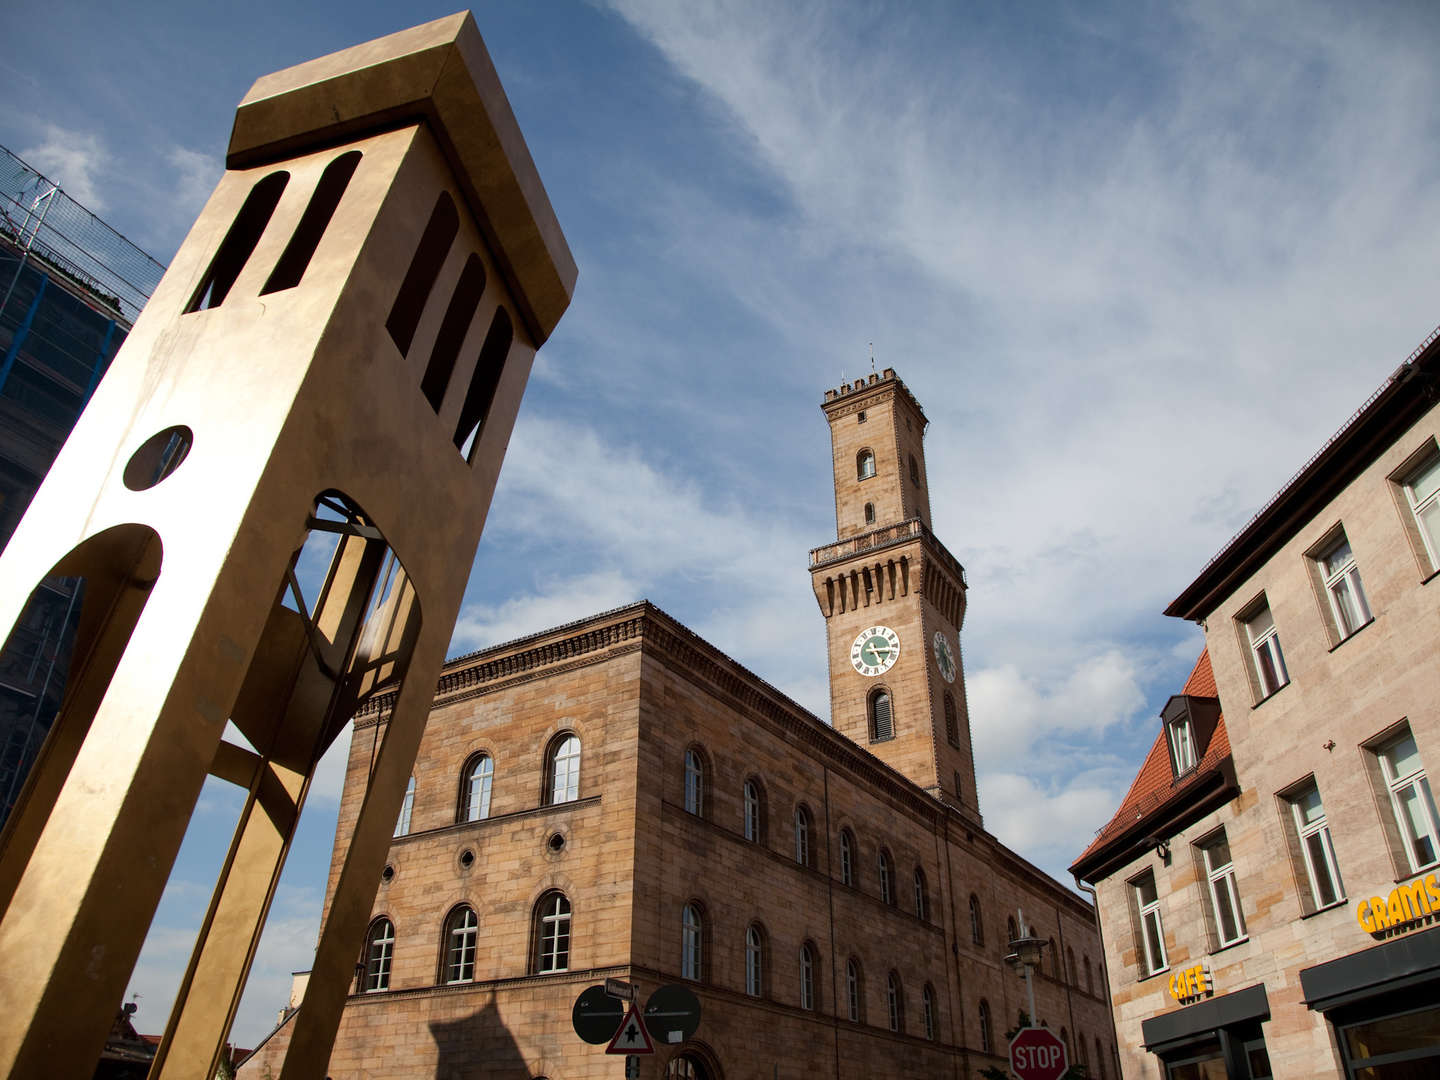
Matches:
[1357,873,1440,935]
[1167,963,1211,1003]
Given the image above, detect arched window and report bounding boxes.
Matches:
[943,693,959,747]
[909,453,920,485]
[545,733,581,804]
[443,905,478,983]
[534,891,572,973]
[745,924,765,997]
[684,747,705,816]
[1067,946,1076,986]
[794,804,813,867]
[461,753,493,822]
[666,1056,710,1080]
[681,903,703,981]
[864,502,875,525]
[886,971,904,1032]
[743,778,765,841]
[857,449,876,480]
[186,170,290,312]
[978,999,993,1053]
[1007,916,1018,944]
[922,984,937,1040]
[1085,954,1093,994]
[969,893,984,945]
[799,942,817,1010]
[868,688,893,741]
[394,776,415,836]
[362,917,394,992]
[913,867,929,920]
[878,848,894,905]
[845,958,863,1022]
[839,829,855,887]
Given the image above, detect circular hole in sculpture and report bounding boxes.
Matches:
[381,864,395,883]
[123,426,194,491]
[459,849,475,869]
[547,832,566,853]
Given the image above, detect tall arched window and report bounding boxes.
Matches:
[922,984,937,1040]
[535,891,572,973]
[886,971,904,1032]
[681,903,703,981]
[863,502,875,525]
[443,905,478,983]
[794,804,813,867]
[1085,954,1093,993]
[943,693,959,747]
[799,942,817,1010]
[857,449,876,480]
[545,733,581,804]
[845,958,863,1022]
[909,453,920,486]
[363,917,394,992]
[913,867,929,920]
[1067,946,1076,986]
[743,778,765,842]
[394,776,415,836]
[979,999,993,1053]
[969,893,984,945]
[745,924,765,997]
[461,754,493,822]
[684,747,705,816]
[868,688,893,741]
[839,829,855,886]
[878,848,894,905]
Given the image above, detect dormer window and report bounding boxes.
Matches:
[1159,694,1219,780]
[1167,717,1196,775]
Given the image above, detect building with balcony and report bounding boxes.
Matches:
[1071,325,1440,1079]
[240,370,1116,1079]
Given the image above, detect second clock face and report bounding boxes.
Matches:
[851,625,900,677]
[933,631,957,684]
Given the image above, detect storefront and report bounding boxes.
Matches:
[1140,985,1272,1080]
[1300,924,1440,1079]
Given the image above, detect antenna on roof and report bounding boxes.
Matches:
[869,342,876,374]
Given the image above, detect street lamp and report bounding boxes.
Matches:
[1004,910,1048,1026]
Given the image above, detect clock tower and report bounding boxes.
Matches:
[810,369,979,821]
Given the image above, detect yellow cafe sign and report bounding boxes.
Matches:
[1356,871,1440,936]
[1168,963,1212,1004]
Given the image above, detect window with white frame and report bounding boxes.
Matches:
[857,449,876,480]
[535,891,571,973]
[394,776,415,837]
[743,779,762,842]
[684,748,704,816]
[839,828,855,886]
[546,734,581,805]
[1318,532,1372,639]
[1197,831,1247,947]
[745,924,765,997]
[681,903,703,981]
[846,958,862,1022]
[1168,716,1197,774]
[886,971,904,1032]
[799,943,816,1010]
[1401,448,1440,571]
[444,905,478,983]
[969,893,983,945]
[794,805,813,867]
[1377,729,1440,873]
[878,848,894,905]
[922,984,936,1040]
[913,867,928,921]
[1242,600,1289,698]
[1289,782,1345,910]
[978,999,993,1053]
[462,754,493,822]
[1132,870,1167,976]
[363,917,394,992]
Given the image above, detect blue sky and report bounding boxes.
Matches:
[5,0,1440,1049]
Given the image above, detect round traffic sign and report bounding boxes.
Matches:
[573,985,626,1045]
[643,983,701,1045]
[1009,1025,1068,1080]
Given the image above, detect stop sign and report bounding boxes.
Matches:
[1008,1025,1068,1080]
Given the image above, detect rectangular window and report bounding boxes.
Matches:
[1131,871,1167,976]
[1197,831,1247,947]
[1316,531,1372,640]
[1377,730,1440,873]
[1287,782,1345,911]
[1242,600,1289,699]
[1168,717,1197,774]
[1400,448,1440,572]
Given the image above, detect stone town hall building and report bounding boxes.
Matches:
[241,370,1115,1078]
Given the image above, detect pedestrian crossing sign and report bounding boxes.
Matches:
[605,1004,655,1055]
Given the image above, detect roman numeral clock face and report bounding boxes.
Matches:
[851,625,900,677]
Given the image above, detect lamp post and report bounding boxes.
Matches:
[1004,909,1048,1026]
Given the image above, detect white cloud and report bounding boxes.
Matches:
[451,568,642,653]
[164,144,220,229]
[18,124,110,212]
[979,771,1131,882]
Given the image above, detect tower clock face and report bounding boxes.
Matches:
[933,631,956,684]
[851,625,900,677]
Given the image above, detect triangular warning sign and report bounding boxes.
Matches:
[605,1003,655,1055]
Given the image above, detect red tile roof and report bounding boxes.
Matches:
[1069,649,1230,872]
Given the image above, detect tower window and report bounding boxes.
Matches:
[857,410,867,423]
[909,454,919,485]
[186,170,290,312]
[943,693,959,747]
[857,449,876,480]
[868,689,893,742]
[863,502,875,526]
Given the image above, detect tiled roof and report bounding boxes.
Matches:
[1069,649,1229,872]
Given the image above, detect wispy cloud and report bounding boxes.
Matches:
[18,124,111,212]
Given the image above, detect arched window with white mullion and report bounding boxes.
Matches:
[461,753,493,822]
[681,903,703,981]
[443,905,478,983]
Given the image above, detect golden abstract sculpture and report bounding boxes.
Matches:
[0,14,575,1078]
